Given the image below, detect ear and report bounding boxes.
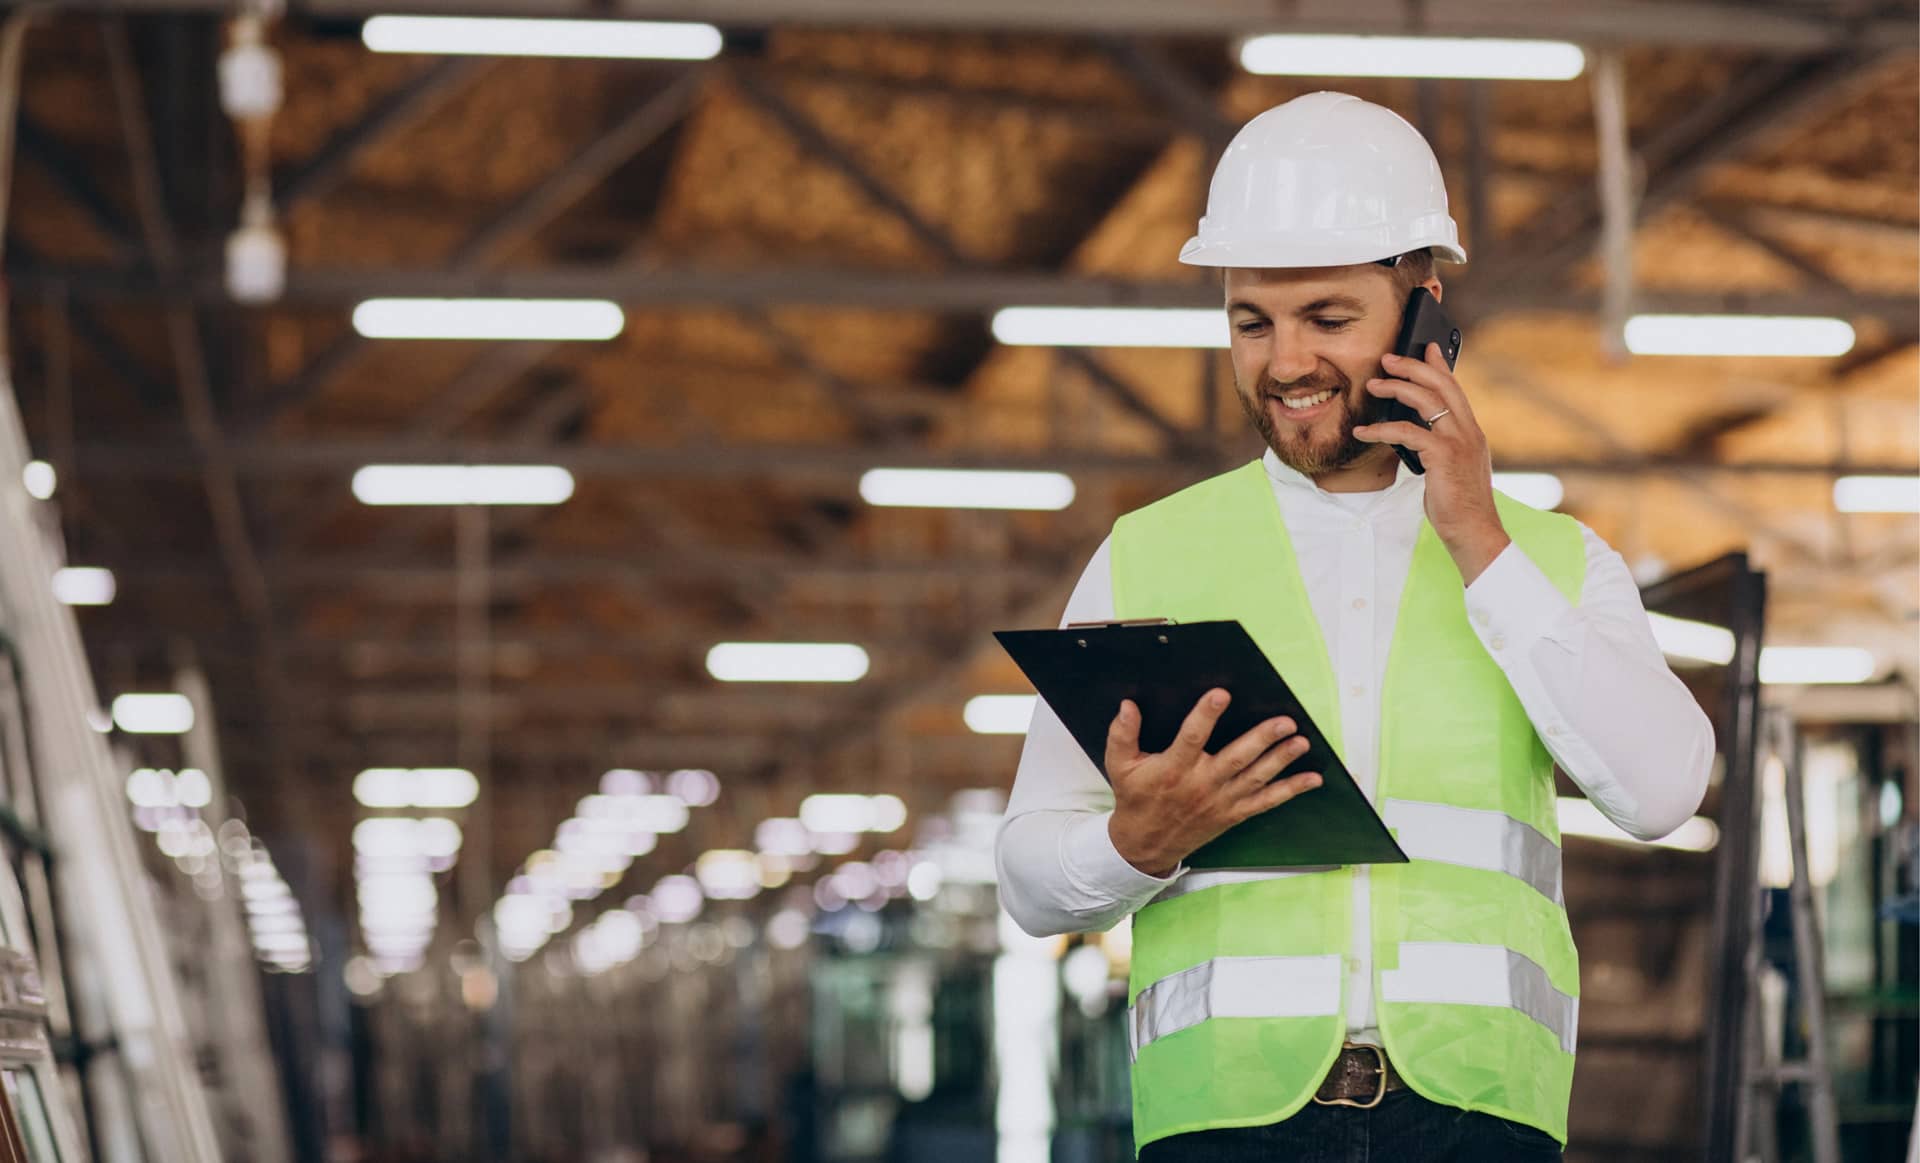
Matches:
[1423,277,1445,304]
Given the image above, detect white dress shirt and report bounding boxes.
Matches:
[996,449,1716,1046]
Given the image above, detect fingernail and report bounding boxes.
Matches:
[1210,691,1229,708]
[1308,775,1323,788]
[1274,717,1294,735]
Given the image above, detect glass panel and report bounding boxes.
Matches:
[2,1069,61,1163]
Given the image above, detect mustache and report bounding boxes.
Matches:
[1259,368,1350,397]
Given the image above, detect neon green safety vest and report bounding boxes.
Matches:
[1109,459,1587,1152]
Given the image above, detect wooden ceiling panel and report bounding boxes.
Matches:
[647,75,935,268]
[764,29,1142,108]
[1741,206,1920,294]
[1613,205,1811,292]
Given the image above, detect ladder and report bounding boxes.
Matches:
[1734,709,1841,1163]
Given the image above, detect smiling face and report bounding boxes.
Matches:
[1225,264,1437,485]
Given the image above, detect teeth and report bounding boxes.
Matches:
[1278,389,1335,410]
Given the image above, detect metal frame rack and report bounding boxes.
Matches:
[0,363,224,1162]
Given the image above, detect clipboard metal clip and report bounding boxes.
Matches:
[1064,617,1176,629]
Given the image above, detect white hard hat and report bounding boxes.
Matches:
[1180,91,1467,269]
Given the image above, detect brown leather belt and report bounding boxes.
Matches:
[1311,1043,1406,1108]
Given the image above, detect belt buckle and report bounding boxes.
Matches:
[1312,1043,1388,1110]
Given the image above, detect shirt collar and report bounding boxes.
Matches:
[1260,447,1418,501]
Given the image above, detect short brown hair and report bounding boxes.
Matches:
[1386,248,1436,297]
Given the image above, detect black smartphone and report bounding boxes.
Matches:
[1381,287,1462,475]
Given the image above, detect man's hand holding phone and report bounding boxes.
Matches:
[1354,342,1511,586]
[1105,689,1323,878]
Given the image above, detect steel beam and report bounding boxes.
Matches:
[246,68,709,431]
[1095,36,1232,144]
[12,261,1913,326]
[63,437,1917,480]
[14,111,137,254]
[59,0,1911,52]
[1697,204,1854,294]
[214,727,1018,768]
[275,57,488,209]
[743,307,923,441]
[731,67,966,265]
[447,68,706,270]
[1496,49,1893,295]
[1059,347,1208,455]
[125,550,1064,593]
[105,20,278,635]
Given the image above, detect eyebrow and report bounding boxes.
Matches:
[1226,294,1370,317]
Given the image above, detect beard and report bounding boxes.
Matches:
[1235,365,1387,476]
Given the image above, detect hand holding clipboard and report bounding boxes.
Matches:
[1102,688,1325,877]
[995,619,1406,871]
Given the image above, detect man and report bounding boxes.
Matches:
[995,92,1716,1161]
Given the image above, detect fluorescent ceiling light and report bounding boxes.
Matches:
[666,768,721,807]
[252,932,313,954]
[354,767,477,809]
[21,460,55,501]
[175,768,213,808]
[112,693,194,735]
[52,566,116,606]
[860,468,1076,511]
[1490,473,1563,511]
[1759,646,1876,685]
[991,307,1226,349]
[1647,612,1736,666]
[1834,475,1920,514]
[797,793,905,834]
[352,298,624,341]
[629,795,690,834]
[1557,797,1718,852]
[363,16,723,60]
[756,817,812,857]
[706,642,869,683]
[413,768,480,809]
[869,794,908,832]
[964,694,1039,735]
[352,465,575,506]
[1623,315,1855,358]
[694,850,762,900]
[1239,35,1584,80]
[800,794,875,834]
[650,875,704,923]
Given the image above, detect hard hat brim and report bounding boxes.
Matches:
[1179,236,1468,269]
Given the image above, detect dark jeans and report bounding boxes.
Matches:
[1137,1090,1564,1162]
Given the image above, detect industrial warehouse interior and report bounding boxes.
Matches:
[0,1,1911,1161]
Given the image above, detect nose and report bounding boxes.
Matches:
[1266,336,1319,386]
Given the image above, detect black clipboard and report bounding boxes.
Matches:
[994,619,1407,870]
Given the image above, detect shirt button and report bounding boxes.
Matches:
[1351,597,1367,611]
[1547,725,1563,738]
[1490,634,1508,651]
[1349,684,1366,698]
[1472,608,1491,626]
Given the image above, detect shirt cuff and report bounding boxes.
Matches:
[1463,540,1577,662]
[1061,810,1183,904]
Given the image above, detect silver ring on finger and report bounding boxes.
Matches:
[1424,408,1452,425]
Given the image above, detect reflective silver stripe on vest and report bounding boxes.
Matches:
[1383,798,1562,904]
[1149,866,1337,905]
[1128,954,1342,1061]
[1379,942,1578,1054]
